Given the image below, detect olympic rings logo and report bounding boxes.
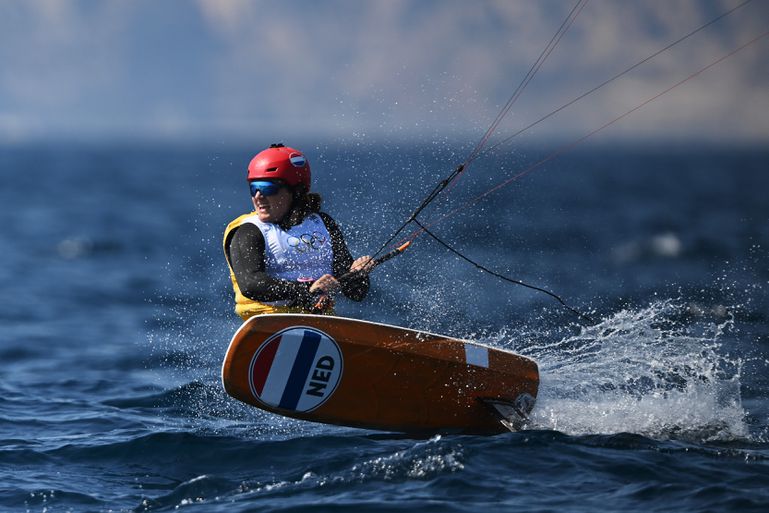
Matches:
[288,232,328,253]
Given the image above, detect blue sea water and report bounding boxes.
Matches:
[1,140,768,512]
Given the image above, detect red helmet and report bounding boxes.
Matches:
[247,143,311,190]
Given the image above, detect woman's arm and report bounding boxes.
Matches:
[227,223,315,306]
[319,213,370,301]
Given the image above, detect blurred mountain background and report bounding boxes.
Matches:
[1,0,767,146]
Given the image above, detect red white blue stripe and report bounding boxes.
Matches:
[249,327,342,412]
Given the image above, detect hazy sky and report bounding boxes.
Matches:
[1,0,768,145]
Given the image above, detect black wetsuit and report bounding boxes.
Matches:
[225,212,369,310]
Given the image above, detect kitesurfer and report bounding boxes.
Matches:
[223,144,374,319]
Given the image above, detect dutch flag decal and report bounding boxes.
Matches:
[248,327,342,412]
[289,153,306,168]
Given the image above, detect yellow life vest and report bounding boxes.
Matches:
[223,212,334,320]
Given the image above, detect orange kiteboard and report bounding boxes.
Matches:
[221,314,539,434]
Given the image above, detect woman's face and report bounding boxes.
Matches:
[252,186,293,223]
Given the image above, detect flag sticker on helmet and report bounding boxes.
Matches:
[289,153,306,168]
[248,326,343,412]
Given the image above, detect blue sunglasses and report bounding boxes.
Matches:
[249,181,284,197]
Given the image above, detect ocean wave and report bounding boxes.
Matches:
[486,299,753,442]
[132,434,465,512]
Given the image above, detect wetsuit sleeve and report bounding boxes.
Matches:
[319,212,370,301]
[227,223,316,308]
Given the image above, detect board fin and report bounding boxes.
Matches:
[479,398,530,432]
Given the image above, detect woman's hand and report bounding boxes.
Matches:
[350,255,375,274]
[309,254,373,295]
[308,274,339,313]
[310,293,335,313]
[309,274,341,295]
